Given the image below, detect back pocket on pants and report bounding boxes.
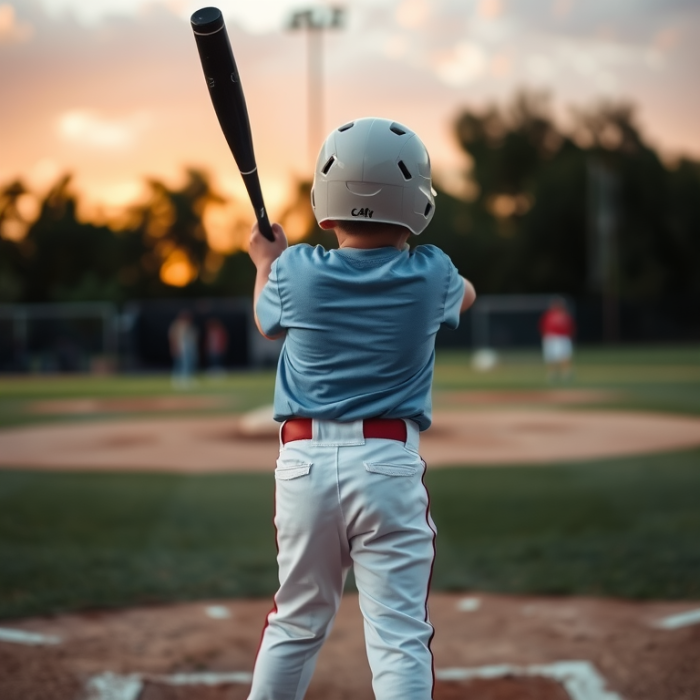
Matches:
[364,461,419,477]
[275,459,312,480]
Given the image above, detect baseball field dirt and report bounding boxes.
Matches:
[2,404,700,472]
[1,592,699,699]
[1,391,699,699]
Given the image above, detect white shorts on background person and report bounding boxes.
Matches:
[247,418,436,700]
[542,333,573,364]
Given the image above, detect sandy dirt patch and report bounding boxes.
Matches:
[436,389,617,406]
[1,409,700,472]
[1,592,699,700]
[28,396,231,415]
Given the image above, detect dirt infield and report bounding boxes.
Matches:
[28,396,231,415]
[2,406,700,472]
[1,592,699,700]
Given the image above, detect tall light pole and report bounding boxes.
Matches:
[587,159,620,342]
[288,7,346,172]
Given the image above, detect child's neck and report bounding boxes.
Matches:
[335,230,410,251]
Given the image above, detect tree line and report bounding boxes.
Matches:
[1,93,699,306]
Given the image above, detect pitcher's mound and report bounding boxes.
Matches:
[1,409,699,472]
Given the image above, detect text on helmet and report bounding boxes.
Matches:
[351,208,374,218]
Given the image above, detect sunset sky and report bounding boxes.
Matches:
[1,0,699,250]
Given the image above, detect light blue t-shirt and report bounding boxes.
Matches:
[256,243,465,430]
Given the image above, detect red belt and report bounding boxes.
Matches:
[281,418,407,445]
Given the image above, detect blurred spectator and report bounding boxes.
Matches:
[169,310,198,387]
[206,317,228,376]
[539,298,575,382]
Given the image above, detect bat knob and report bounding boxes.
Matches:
[191,7,224,33]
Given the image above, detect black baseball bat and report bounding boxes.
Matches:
[190,7,274,241]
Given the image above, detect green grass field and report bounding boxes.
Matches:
[1,345,699,619]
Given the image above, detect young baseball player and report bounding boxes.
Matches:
[246,117,476,700]
[539,297,576,382]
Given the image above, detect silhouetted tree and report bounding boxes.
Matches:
[16,175,121,302]
[1,94,698,325]
[665,159,700,299]
[0,180,29,301]
[120,168,225,298]
[275,178,337,249]
[446,92,700,307]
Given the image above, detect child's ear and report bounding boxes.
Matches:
[319,220,336,230]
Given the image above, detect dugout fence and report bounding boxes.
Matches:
[0,302,118,373]
[120,298,281,372]
[0,299,281,374]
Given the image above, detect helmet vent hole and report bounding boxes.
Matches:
[424,202,433,217]
[321,156,336,175]
[398,160,412,180]
[338,122,354,132]
[390,123,407,136]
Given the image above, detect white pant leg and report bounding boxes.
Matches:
[542,334,573,363]
[248,420,435,700]
[247,441,351,700]
[342,436,436,700]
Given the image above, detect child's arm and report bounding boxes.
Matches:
[460,277,476,313]
[249,221,288,339]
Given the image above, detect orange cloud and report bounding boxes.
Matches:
[477,0,504,20]
[396,0,431,29]
[433,42,488,85]
[57,110,152,150]
[491,52,512,77]
[654,27,681,52]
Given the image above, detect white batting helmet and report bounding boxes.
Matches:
[311,117,436,235]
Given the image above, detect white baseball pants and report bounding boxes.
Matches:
[247,418,436,700]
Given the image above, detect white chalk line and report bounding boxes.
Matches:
[85,671,254,700]
[204,605,231,619]
[436,661,622,700]
[155,671,254,685]
[0,604,231,647]
[86,661,620,700]
[653,607,700,630]
[0,627,61,645]
[86,673,143,700]
[456,596,481,612]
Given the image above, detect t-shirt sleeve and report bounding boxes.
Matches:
[441,255,465,330]
[255,257,284,337]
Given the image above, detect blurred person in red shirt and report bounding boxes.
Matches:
[205,317,228,377]
[539,297,575,382]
